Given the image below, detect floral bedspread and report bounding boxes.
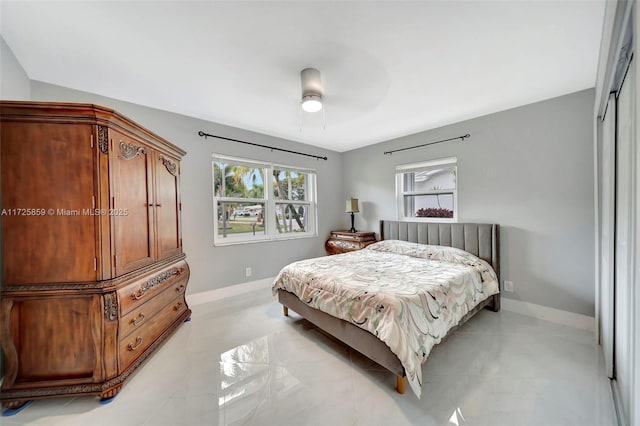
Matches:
[271,240,499,398]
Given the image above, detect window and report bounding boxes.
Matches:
[213,154,317,245]
[395,157,457,222]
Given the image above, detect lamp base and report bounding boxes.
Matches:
[349,212,357,233]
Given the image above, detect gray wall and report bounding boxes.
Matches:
[31,81,344,295]
[0,36,31,100]
[342,89,595,316]
[14,76,596,315]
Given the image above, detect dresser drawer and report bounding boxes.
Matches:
[118,293,188,370]
[325,231,376,255]
[326,239,364,252]
[118,261,188,316]
[119,273,188,339]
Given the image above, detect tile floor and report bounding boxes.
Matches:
[2,289,616,426]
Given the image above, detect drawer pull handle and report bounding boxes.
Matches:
[173,302,183,311]
[131,289,147,300]
[127,336,143,351]
[175,284,185,293]
[131,313,145,326]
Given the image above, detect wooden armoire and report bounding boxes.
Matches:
[0,101,191,409]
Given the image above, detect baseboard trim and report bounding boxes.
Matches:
[187,281,595,332]
[186,277,274,307]
[501,298,595,332]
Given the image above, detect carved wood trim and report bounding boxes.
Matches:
[148,268,183,287]
[97,125,109,154]
[3,282,108,292]
[131,267,184,300]
[1,253,186,292]
[119,140,147,160]
[158,155,177,176]
[104,292,118,321]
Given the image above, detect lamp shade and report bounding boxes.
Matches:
[345,198,359,213]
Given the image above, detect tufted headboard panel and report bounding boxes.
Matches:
[379,221,500,280]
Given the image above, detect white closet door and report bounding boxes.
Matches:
[614,58,634,423]
[600,94,615,379]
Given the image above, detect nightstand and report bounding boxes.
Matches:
[325,230,377,255]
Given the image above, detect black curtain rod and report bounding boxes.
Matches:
[198,131,328,161]
[383,133,470,155]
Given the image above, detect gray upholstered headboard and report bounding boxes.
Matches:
[379,221,500,280]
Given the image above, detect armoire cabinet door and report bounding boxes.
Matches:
[6,295,104,384]
[1,122,97,284]
[111,131,155,275]
[155,153,182,260]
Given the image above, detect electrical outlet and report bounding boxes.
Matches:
[245,267,252,278]
[504,280,514,292]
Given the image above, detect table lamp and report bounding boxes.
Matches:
[345,198,359,233]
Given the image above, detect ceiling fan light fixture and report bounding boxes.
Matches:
[300,68,324,113]
[301,94,323,112]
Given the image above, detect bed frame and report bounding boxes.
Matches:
[277,221,500,394]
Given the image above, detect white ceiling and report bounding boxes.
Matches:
[1,1,605,152]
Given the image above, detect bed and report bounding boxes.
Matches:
[272,221,500,398]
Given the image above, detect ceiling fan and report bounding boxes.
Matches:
[300,68,324,113]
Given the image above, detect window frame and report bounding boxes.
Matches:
[395,156,458,223]
[212,154,318,246]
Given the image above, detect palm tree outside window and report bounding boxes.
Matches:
[213,154,317,245]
